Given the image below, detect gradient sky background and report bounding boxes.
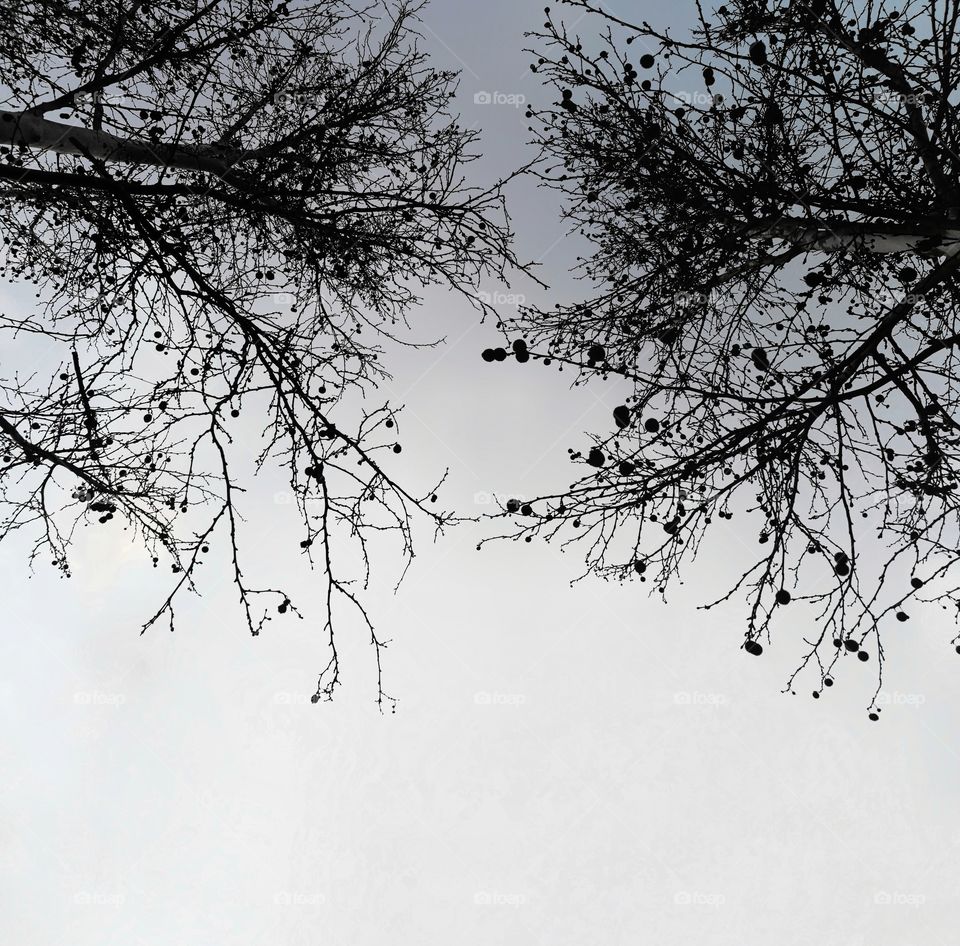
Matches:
[4,0,960,943]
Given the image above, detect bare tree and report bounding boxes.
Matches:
[0,0,517,708]
[486,0,960,716]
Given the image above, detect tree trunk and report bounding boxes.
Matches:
[0,109,251,176]
[748,217,960,255]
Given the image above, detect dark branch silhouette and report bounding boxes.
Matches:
[485,0,960,717]
[0,0,518,708]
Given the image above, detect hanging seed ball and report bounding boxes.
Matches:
[749,40,768,65]
[775,589,791,605]
[896,611,909,622]
[844,639,860,652]
[868,712,880,721]
[640,53,655,68]
[858,650,869,662]
[744,639,763,656]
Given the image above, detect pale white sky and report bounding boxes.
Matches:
[3,1,960,944]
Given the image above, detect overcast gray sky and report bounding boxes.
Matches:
[3,1,960,944]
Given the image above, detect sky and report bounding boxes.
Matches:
[3,1,960,944]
